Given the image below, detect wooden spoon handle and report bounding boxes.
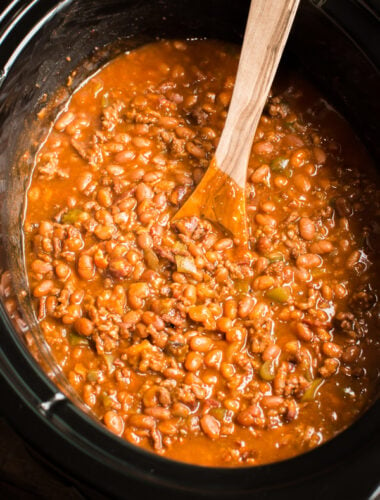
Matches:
[215,0,300,187]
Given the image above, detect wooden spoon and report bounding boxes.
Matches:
[173,0,300,244]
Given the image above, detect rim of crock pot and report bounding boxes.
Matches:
[0,0,379,496]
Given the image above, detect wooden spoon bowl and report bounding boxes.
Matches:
[173,0,300,244]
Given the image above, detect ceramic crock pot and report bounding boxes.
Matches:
[0,1,379,498]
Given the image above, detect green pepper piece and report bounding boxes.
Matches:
[234,279,251,294]
[68,332,89,347]
[270,157,289,173]
[301,378,324,402]
[87,370,99,383]
[266,287,290,303]
[266,252,284,264]
[210,407,228,421]
[144,248,160,271]
[62,208,83,224]
[260,360,276,381]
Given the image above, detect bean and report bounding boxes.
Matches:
[216,316,233,332]
[335,197,352,217]
[214,238,233,251]
[104,411,124,436]
[74,317,94,336]
[78,254,95,280]
[273,175,288,188]
[129,414,155,429]
[143,171,162,183]
[132,136,152,148]
[78,172,93,192]
[106,164,125,176]
[313,146,326,164]
[290,148,309,168]
[251,164,270,183]
[135,183,153,202]
[158,116,179,129]
[238,296,255,318]
[322,342,342,358]
[200,415,220,439]
[299,217,315,241]
[128,282,149,309]
[262,344,281,361]
[260,201,276,213]
[296,253,321,269]
[224,399,240,412]
[310,240,334,254]
[256,213,277,227]
[224,299,238,320]
[33,280,54,297]
[217,91,231,107]
[334,283,347,298]
[253,141,274,156]
[342,345,360,363]
[190,335,213,352]
[346,250,360,269]
[261,396,284,408]
[115,150,136,163]
[145,407,171,420]
[97,188,113,208]
[137,232,153,249]
[55,111,75,131]
[175,126,195,139]
[39,221,53,236]
[225,327,245,343]
[253,275,275,290]
[295,322,313,342]
[186,142,206,159]
[94,224,114,240]
[236,404,261,426]
[283,133,304,148]
[204,349,223,369]
[109,258,131,278]
[221,362,235,379]
[55,263,71,280]
[32,259,53,274]
[293,173,311,193]
[185,351,203,372]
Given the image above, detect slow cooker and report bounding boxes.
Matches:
[0,0,379,498]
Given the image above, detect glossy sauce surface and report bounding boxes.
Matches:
[24,40,380,466]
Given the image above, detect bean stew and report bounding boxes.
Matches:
[24,40,380,466]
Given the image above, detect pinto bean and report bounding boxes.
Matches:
[74,317,94,336]
[128,414,155,429]
[33,280,54,297]
[32,259,53,274]
[55,111,75,131]
[293,173,311,193]
[200,414,220,439]
[252,141,274,156]
[253,275,275,290]
[104,411,124,436]
[299,217,315,241]
[295,322,313,342]
[310,240,334,254]
[250,164,270,183]
[296,253,321,269]
[262,344,281,361]
[322,342,342,358]
[77,254,95,280]
[190,335,213,352]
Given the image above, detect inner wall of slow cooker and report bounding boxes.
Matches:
[1,0,378,394]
